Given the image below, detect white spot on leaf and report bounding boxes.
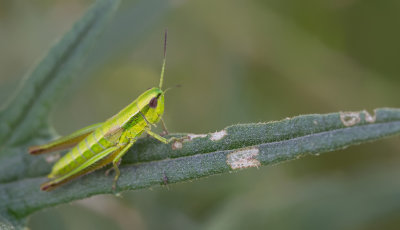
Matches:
[340,112,361,127]
[172,141,182,150]
[363,110,376,123]
[172,133,207,150]
[187,133,207,140]
[210,130,227,141]
[227,147,260,169]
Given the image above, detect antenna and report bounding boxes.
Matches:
[159,29,168,89]
[162,84,181,95]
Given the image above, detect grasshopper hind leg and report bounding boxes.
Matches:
[29,122,103,155]
[40,146,118,191]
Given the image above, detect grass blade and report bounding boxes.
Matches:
[0,0,121,227]
[1,108,399,222]
[0,0,121,148]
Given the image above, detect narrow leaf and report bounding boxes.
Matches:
[0,0,121,227]
[0,0,121,148]
[1,108,399,222]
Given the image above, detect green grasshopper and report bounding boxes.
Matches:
[29,31,176,191]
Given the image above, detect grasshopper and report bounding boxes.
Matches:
[29,31,177,191]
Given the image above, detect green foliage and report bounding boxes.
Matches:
[1,0,400,229]
[0,0,121,228]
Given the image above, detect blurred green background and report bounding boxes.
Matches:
[1,0,400,229]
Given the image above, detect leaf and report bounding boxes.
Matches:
[1,107,400,224]
[0,0,120,148]
[0,0,121,227]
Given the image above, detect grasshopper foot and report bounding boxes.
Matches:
[106,158,121,177]
[160,130,168,136]
[105,167,114,176]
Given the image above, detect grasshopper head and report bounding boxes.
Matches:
[145,87,164,124]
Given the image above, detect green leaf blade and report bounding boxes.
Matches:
[1,108,400,221]
[0,0,121,227]
[0,0,121,148]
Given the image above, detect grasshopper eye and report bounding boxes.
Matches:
[149,97,158,108]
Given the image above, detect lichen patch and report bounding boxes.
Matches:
[363,110,376,123]
[340,112,361,127]
[210,130,227,141]
[227,147,260,169]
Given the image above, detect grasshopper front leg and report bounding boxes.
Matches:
[108,129,177,190]
[145,128,178,144]
[111,141,134,190]
[160,118,169,136]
